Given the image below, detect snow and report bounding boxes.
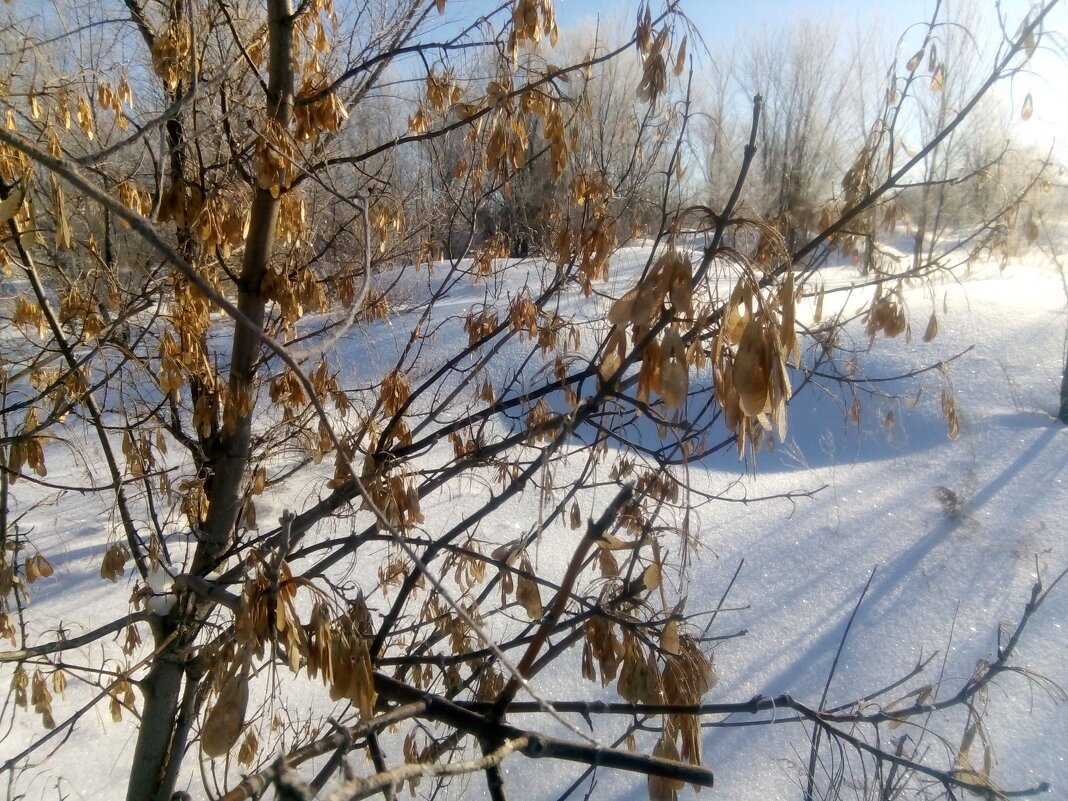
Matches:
[1,244,1066,801]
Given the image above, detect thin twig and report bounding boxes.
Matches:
[216,703,427,801]
[330,737,528,801]
[806,566,877,800]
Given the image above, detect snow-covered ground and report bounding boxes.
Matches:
[686,257,1068,800]
[1,244,1065,801]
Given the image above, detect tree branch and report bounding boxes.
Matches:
[217,703,428,801]
[335,736,527,801]
[0,611,153,663]
[373,673,714,789]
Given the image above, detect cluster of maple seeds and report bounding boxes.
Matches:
[199,576,380,758]
[487,108,531,183]
[464,308,499,347]
[490,545,544,619]
[538,97,569,179]
[71,94,95,141]
[156,330,186,396]
[407,70,461,135]
[177,473,209,524]
[9,666,66,730]
[603,249,694,410]
[194,191,249,257]
[120,428,164,480]
[368,199,403,252]
[410,16,572,192]
[6,294,38,335]
[294,76,348,143]
[584,610,715,801]
[508,0,559,60]
[634,468,681,505]
[201,651,252,758]
[99,541,131,582]
[841,146,876,210]
[712,273,798,454]
[154,270,217,406]
[447,428,483,462]
[507,292,539,341]
[157,179,205,229]
[583,613,715,699]
[254,118,301,198]
[0,546,53,613]
[471,234,510,281]
[427,70,462,114]
[44,170,75,248]
[865,288,909,339]
[444,537,488,594]
[57,282,102,339]
[96,75,133,131]
[108,678,136,723]
[24,365,82,423]
[634,5,686,104]
[401,729,442,794]
[262,260,325,328]
[523,398,557,443]
[292,0,347,141]
[6,408,47,482]
[359,464,424,531]
[941,381,961,440]
[115,179,152,219]
[553,175,617,291]
[233,558,305,665]
[295,0,339,59]
[150,19,193,92]
[306,603,377,715]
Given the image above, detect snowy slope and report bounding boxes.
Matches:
[1,247,1065,801]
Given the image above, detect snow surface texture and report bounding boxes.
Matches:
[1,247,1065,801]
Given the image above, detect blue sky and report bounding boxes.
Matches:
[558,0,1053,41]
[554,0,1066,154]
[559,0,934,35]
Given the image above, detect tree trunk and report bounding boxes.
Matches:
[1059,349,1068,424]
[125,634,188,801]
[125,1,295,797]
[196,0,294,572]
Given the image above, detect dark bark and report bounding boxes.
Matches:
[126,634,187,801]
[1059,349,1068,424]
[198,0,294,571]
[128,0,296,797]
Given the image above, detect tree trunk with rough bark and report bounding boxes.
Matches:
[123,0,294,797]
